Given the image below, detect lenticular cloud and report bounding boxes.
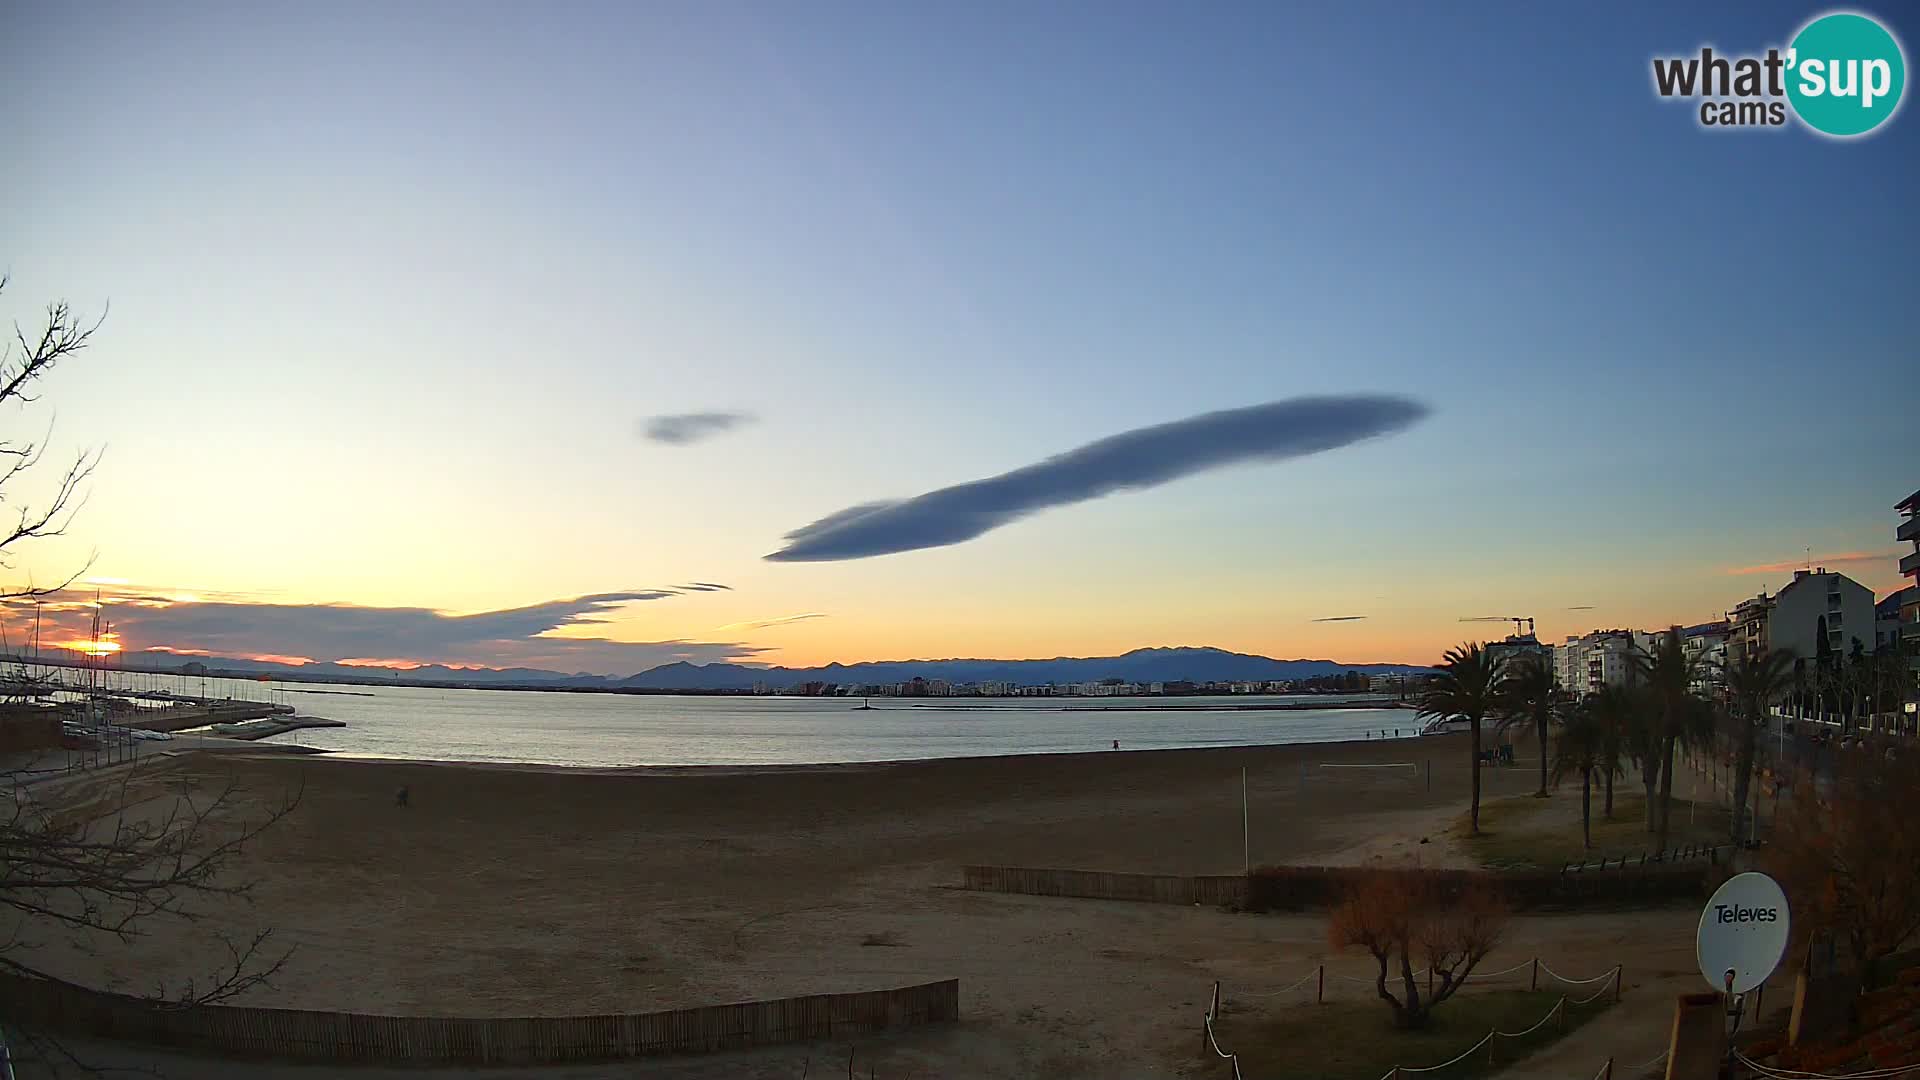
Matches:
[766,394,1429,562]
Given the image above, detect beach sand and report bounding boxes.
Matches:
[28,732,1711,1078]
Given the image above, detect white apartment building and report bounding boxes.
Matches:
[1681,621,1729,693]
[1768,568,1876,659]
[1552,629,1650,696]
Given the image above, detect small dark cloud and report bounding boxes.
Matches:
[766,394,1428,562]
[1312,615,1369,622]
[1565,605,1595,611]
[681,582,733,592]
[642,412,755,445]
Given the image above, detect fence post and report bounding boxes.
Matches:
[1604,1057,1614,1080]
[1317,965,1324,1005]
[1531,958,1539,991]
[1614,965,1624,1004]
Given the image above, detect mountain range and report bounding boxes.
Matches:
[74,646,1432,691]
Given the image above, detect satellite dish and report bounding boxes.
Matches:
[1696,872,1790,994]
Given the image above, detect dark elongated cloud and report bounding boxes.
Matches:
[642,412,755,445]
[1565,605,1595,611]
[1,584,760,675]
[1312,615,1369,622]
[766,395,1428,562]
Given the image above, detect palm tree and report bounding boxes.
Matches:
[1629,628,1710,849]
[1618,685,1662,826]
[1496,656,1565,798]
[1553,690,1628,849]
[1417,642,1507,835]
[1587,685,1633,822]
[1725,647,1795,843]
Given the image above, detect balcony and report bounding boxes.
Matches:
[1903,549,1920,576]
[1901,515,1920,543]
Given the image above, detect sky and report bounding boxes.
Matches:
[1,1,1915,675]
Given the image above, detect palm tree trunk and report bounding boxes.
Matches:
[1469,715,1482,835]
[1642,754,1660,833]
[1536,715,1548,797]
[1731,709,1757,843]
[1657,735,1676,849]
[1581,770,1593,848]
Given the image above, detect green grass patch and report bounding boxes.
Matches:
[1208,989,1612,1080]
[1452,793,1731,870]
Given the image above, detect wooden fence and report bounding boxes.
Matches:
[0,972,958,1065]
[961,865,1248,906]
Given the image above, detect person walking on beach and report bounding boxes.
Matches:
[395,785,410,808]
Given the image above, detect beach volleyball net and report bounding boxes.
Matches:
[1305,762,1423,787]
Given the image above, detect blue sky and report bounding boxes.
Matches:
[1,1,1914,672]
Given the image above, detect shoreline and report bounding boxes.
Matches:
[243,727,1447,778]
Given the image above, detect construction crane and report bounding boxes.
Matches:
[1459,616,1536,638]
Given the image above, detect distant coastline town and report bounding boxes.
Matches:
[753,670,1417,699]
[6,490,1916,727]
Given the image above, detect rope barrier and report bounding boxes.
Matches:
[1492,997,1566,1040]
[1202,981,1248,1080]
[1388,1029,1497,1076]
[1476,959,1540,979]
[1236,968,1321,999]
[1311,958,1605,988]
[1734,1050,1920,1080]
[1207,960,1620,1080]
[1625,1048,1669,1072]
[1539,961,1620,985]
[1569,979,1618,1007]
[1370,995,1575,1079]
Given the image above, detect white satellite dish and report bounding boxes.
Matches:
[1696,872,1790,994]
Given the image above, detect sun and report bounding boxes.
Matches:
[57,639,123,657]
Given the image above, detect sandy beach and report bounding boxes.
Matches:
[28,733,1717,1078]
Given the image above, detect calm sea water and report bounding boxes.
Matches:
[109,672,1421,767]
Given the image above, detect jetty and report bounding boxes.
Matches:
[125,701,294,734]
[206,716,346,742]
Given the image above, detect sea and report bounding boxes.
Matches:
[94,671,1423,767]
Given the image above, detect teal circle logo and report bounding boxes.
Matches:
[1786,12,1907,137]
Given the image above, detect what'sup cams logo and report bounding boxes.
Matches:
[1652,10,1907,137]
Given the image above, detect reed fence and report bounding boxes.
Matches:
[961,865,1248,906]
[960,862,1710,911]
[0,972,958,1065]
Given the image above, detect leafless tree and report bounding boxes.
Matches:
[1765,746,1920,981]
[0,278,298,1076]
[0,275,105,600]
[1328,869,1509,1029]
